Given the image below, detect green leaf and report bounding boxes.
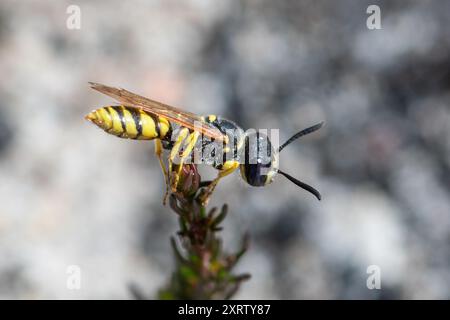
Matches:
[211,205,228,228]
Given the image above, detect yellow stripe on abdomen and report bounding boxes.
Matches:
[120,107,138,138]
[98,108,112,129]
[158,116,170,139]
[139,111,158,139]
[107,106,125,137]
[85,106,172,141]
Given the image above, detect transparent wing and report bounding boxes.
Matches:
[89,82,226,142]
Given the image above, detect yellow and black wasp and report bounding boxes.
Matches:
[85,82,323,205]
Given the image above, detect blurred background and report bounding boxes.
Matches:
[0,0,449,299]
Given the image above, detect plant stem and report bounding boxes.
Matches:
[157,164,250,300]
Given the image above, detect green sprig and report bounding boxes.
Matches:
[157,164,250,300]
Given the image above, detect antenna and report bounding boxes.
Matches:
[278,121,324,153]
[277,170,322,201]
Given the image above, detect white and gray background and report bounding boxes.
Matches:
[0,0,449,299]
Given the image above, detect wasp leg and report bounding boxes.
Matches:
[155,139,170,205]
[171,131,200,191]
[199,160,240,206]
[168,128,190,192]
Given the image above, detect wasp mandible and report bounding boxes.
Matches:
[85,83,323,205]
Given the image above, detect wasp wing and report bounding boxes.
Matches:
[89,82,226,142]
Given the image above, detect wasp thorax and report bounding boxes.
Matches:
[240,131,278,187]
[200,115,245,166]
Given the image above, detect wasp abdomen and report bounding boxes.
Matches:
[85,106,171,140]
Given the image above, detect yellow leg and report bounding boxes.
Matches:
[155,139,170,205]
[168,128,189,186]
[199,160,240,206]
[171,131,200,192]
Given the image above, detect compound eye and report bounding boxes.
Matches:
[241,162,269,187]
[240,131,274,187]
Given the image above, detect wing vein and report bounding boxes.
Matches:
[89,82,225,142]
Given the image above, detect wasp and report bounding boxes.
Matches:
[85,82,323,205]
